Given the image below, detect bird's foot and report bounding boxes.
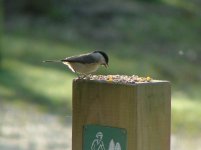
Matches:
[77,74,86,80]
[85,74,91,80]
[76,73,92,80]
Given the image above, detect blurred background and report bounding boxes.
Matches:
[0,0,201,150]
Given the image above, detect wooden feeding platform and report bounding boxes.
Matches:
[72,75,171,150]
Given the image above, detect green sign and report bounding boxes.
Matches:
[83,124,127,150]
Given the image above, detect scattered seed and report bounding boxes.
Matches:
[78,75,153,84]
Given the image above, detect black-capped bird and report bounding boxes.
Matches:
[43,51,109,78]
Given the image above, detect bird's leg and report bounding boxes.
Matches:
[82,74,88,79]
[84,74,91,80]
[77,74,86,79]
[80,74,91,79]
[75,73,90,80]
[75,72,82,79]
[80,75,85,79]
[87,74,92,79]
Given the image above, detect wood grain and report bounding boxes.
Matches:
[72,80,171,150]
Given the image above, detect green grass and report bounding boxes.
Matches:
[0,35,77,114]
[172,91,201,135]
[1,33,201,136]
[1,1,201,136]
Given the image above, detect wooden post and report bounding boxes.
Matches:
[72,79,171,150]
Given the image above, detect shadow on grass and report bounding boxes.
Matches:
[0,68,72,114]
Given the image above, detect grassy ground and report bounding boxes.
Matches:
[1,33,201,136]
[1,0,201,139]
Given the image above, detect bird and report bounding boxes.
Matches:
[43,51,109,78]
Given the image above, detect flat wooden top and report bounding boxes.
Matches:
[73,75,170,86]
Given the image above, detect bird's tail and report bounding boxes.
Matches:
[43,60,61,63]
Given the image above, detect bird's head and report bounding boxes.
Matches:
[93,51,109,68]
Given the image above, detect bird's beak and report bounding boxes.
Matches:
[104,64,108,68]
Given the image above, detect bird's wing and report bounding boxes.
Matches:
[62,53,98,64]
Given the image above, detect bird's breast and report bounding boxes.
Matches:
[68,62,100,74]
